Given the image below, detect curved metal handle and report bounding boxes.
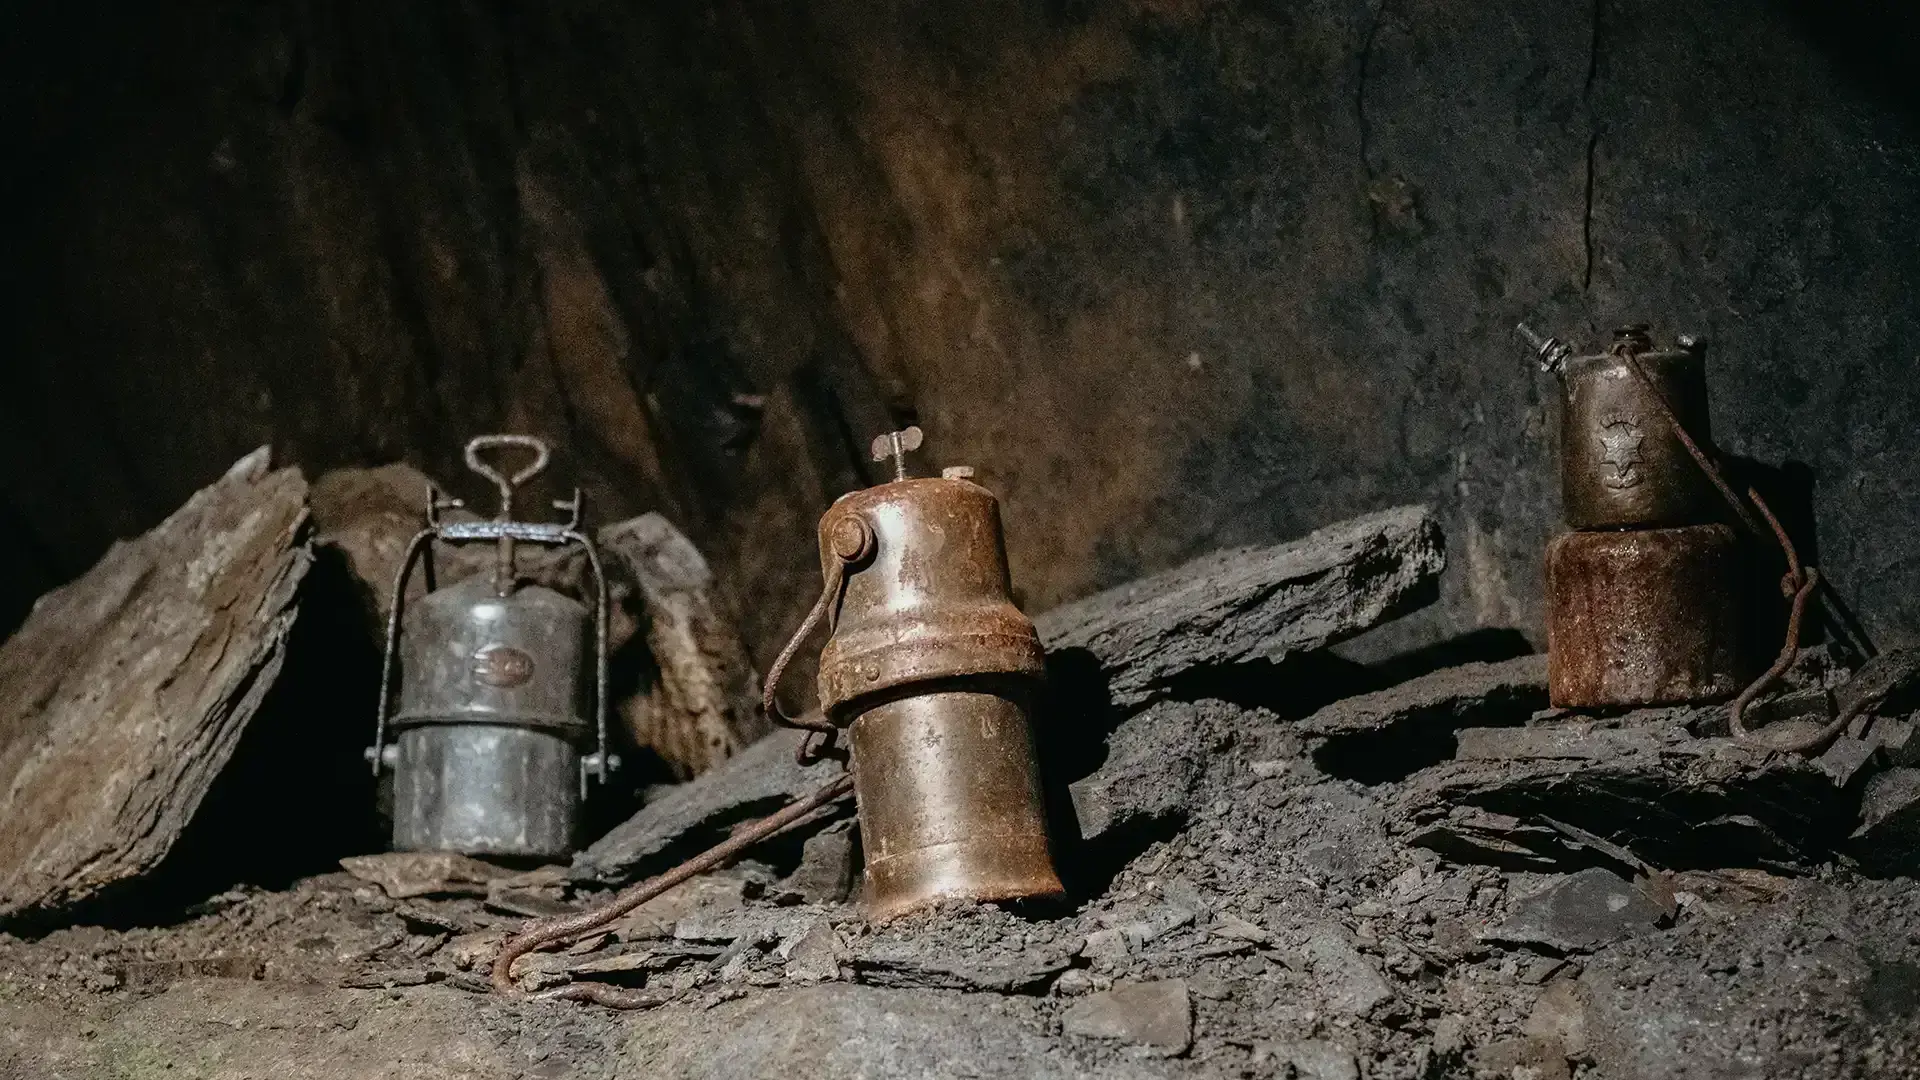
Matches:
[762,513,874,763]
[465,434,551,500]
[465,435,552,595]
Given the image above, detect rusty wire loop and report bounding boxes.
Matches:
[761,515,874,764]
[760,558,847,733]
[1614,345,1832,750]
[1727,492,1819,739]
[490,770,855,1008]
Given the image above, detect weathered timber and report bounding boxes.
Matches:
[600,513,769,779]
[1033,506,1445,708]
[0,450,311,922]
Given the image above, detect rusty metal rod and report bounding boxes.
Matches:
[490,771,855,1005]
[1616,348,1765,538]
[1729,489,1815,737]
[1614,347,1836,749]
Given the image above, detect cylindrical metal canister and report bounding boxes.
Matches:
[390,725,579,857]
[1556,328,1719,530]
[390,574,591,859]
[1545,524,1746,708]
[815,474,1062,921]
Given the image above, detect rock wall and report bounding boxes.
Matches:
[4,0,1918,664]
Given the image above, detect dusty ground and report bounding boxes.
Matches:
[2,683,1917,1080]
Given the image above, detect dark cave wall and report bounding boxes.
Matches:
[3,0,1918,665]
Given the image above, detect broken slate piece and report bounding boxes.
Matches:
[394,907,465,936]
[1407,809,1571,871]
[1298,927,1396,1017]
[565,949,660,978]
[1453,722,1681,761]
[1080,928,1130,970]
[1743,685,1834,733]
[599,513,770,780]
[1119,900,1198,948]
[1483,868,1667,954]
[342,968,441,990]
[849,941,1070,993]
[1211,913,1272,945]
[574,728,844,885]
[1268,1041,1360,1080]
[1849,767,1920,876]
[1034,505,1444,707]
[339,852,513,899]
[1069,699,1208,844]
[1523,979,1589,1057]
[673,907,821,945]
[0,450,310,923]
[1832,645,1920,722]
[1067,691,1198,845]
[1399,718,1847,870]
[1300,654,1546,737]
[484,887,580,919]
[780,819,857,904]
[1872,718,1920,768]
[1471,1036,1570,1080]
[1815,734,1880,788]
[780,919,842,983]
[1060,979,1194,1055]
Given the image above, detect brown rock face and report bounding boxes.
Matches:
[0,450,311,922]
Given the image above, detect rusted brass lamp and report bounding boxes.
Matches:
[768,427,1064,921]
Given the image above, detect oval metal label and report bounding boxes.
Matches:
[472,644,536,688]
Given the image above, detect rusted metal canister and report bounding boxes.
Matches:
[814,447,1063,921]
[1550,326,1720,530]
[1544,524,1746,708]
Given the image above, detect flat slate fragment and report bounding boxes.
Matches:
[1060,979,1194,1054]
[848,941,1071,994]
[339,852,513,899]
[1034,505,1444,707]
[0,449,310,922]
[1849,767,1920,876]
[1300,654,1546,737]
[1068,700,1208,843]
[1483,868,1667,954]
[573,728,842,885]
[1399,716,1848,870]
